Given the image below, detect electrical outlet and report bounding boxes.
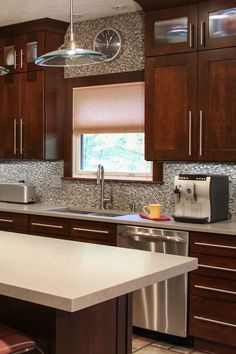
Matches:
[51,175,62,188]
[19,173,27,183]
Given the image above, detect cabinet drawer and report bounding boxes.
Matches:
[190,274,236,303]
[189,295,236,346]
[30,216,70,238]
[190,232,236,258]
[0,212,28,232]
[191,252,236,281]
[71,220,117,245]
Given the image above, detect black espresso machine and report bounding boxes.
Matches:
[173,174,229,223]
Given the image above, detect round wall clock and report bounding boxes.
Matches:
[93,28,122,61]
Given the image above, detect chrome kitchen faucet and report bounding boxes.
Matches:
[97,164,112,210]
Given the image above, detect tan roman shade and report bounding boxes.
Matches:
[73,82,144,134]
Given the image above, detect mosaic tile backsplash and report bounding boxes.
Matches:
[64,11,144,78]
[0,161,235,219]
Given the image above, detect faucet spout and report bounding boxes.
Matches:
[96,164,112,210]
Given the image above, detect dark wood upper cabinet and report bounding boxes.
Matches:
[0,69,65,160]
[145,0,236,163]
[0,19,68,160]
[145,5,198,56]
[198,0,236,51]
[198,47,236,162]
[145,0,236,56]
[2,32,44,73]
[145,53,197,161]
[0,18,68,73]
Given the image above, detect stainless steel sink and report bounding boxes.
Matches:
[47,207,132,217]
[48,207,95,215]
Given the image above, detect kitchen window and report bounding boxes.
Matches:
[73,82,152,181]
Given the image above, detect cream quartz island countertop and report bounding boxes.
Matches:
[0,230,197,354]
[0,230,197,312]
[0,201,236,235]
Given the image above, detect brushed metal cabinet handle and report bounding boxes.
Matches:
[13,119,17,155]
[20,49,24,69]
[194,315,236,328]
[189,23,193,48]
[31,223,63,229]
[199,110,203,156]
[199,264,236,273]
[72,227,109,234]
[20,119,23,155]
[194,285,236,295]
[200,21,205,46]
[0,219,13,223]
[188,110,192,156]
[195,242,236,250]
[14,50,17,69]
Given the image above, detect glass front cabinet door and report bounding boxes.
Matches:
[198,0,236,50]
[2,32,44,73]
[145,5,198,56]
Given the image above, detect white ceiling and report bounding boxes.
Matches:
[0,0,141,26]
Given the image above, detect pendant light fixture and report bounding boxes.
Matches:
[0,66,9,75]
[35,0,106,67]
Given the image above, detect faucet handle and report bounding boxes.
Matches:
[97,164,101,185]
[128,202,136,212]
[103,198,112,210]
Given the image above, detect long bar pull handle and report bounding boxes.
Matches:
[0,219,13,223]
[199,110,203,156]
[195,242,236,250]
[194,285,236,295]
[73,228,109,234]
[31,223,63,229]
[189,23,193,48]
[20,119,23,155]
[194,316,236,328]
[20,49,24,69]
[199,264,236,273]
[14,50,17,70]
[13,119,17,155]
[188,111,192,156]
[200,21,205,46]
[118,232,185,243]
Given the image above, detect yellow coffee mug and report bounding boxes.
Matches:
[143,204,161,219]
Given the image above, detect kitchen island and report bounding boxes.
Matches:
[0,231,197,354]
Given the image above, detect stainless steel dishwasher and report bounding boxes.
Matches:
[117,225,189,337]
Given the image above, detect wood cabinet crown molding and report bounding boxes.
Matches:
[135,0,210,11]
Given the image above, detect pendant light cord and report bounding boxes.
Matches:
[70,0,74,41]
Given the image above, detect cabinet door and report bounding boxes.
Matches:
[20,31,45,72]
[1,73,20,158]
[71,220,117,245]
[145,53,197,161]
[145,5,197,56]
[2,36,20,73]
[198,0,236,50]
[21,71,44,159]
[198,47,236,161]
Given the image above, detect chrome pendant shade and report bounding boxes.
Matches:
[35,0,106,67]
[0,66,9,75]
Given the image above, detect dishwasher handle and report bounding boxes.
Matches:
[118,232,186,243]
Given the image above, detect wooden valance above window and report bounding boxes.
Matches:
[73,82,144,134]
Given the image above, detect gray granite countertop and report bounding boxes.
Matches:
[0,202,236,235]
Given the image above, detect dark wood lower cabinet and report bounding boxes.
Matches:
[189,231,236,354]
[71,219,117,245]
[29,215,70,238]
[0,212,29,232]
[0,293,132,354]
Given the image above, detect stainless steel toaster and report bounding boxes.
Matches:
[0,183,37,204]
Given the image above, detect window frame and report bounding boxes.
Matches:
[63,71,163,184]
[73,134,153,181]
